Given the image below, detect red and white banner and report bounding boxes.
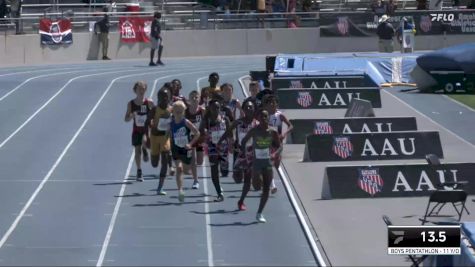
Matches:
[119,17,153,43]
[39,18,73,45]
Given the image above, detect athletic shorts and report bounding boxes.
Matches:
[171,145,192,165]
[207,141,227,157]
[253,159,273,172]
[132,131,147,147]
[150,37,162,49]
[150,134,170,155]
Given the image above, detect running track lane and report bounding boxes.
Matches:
[0,57,320,265]
[0,59,318,266]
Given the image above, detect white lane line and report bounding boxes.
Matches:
[96,72,163,267]
[0,66,126,102]
[238,74,328,267]
[0,69,174,250]
[196,79,214,267]
[0,67,79,78]
[97,68,225,267]
[96,152,134,267]
[0,68,143,151]
[383,90,475,149]
[442,94,475,113]
[203,159,214,267]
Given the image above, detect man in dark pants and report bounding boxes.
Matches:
[376,14,395,53]
[94,10,111,60]
[149,11,164,66]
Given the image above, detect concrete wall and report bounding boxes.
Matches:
[0,28,474,66]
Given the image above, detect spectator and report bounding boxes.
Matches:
[416,0,427,9]
[288,14,300,28]
[376,14,395,53]
[371,0,387,16]
[8,0,22,34]
[0,0,8,23]
[302,0,313,12]
[386,0,397,16]
[94,10,111,60]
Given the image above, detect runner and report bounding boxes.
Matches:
[200,72,220,107]
[213,93,234,177]
[171,79,186,103]
[263,94,294,194]
[239,109,282,223]
[162,81,175,176]
[221,83,243,119]
[221,83,244,175]
[243,81,261,109]
[170,100,201,203]
[184,90,206,189]
[150,88,172,195]
[200,99,229,202]
[218,100,257,198]
[124,81,154,182]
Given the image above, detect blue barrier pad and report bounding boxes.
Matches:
[274,52,420,85]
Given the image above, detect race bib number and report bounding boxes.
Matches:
[135,113,147,127]
[255,148,270,159]
[157,117,171,131]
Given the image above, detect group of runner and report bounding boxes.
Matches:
[124,73,293,223]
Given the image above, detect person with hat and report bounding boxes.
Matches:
[376,14,395,53]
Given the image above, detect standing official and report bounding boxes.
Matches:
[95,9,111,60]
[150,11,164,66]
[376,15,395,53]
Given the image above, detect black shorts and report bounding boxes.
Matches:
[171,145,192,165]
[132,132,147,147]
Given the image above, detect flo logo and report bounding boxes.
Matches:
[430,13,455,22]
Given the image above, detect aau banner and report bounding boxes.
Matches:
[119,17,153,43]
[320,10,475,37]
[39,18,73,45]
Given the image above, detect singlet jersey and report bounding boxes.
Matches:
[185,106,205,133]
[151,106,171,135]
[236,118,257,147]
[207,116,226,145]
[130,99,152,133]
[224,99,239,119]
[172,95,186,104]
[253,130,273,161]
[170,118,190,148]
[200,86,221,106]
[268,110,283,134]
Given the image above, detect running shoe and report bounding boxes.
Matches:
[136,169,143,182]
[157,188,167,195]
[142,147,149,162]
[256,213,267,223]
[157,60,165,66]
[178,191,185,203]
[149,62,157,66]
[238,201,247,211]
[192,180,200,189]
[271,186,278,194]
[214,194,224,202]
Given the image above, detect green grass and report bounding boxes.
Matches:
[448,95,475,110]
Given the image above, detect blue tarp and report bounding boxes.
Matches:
[416,43,475,74]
